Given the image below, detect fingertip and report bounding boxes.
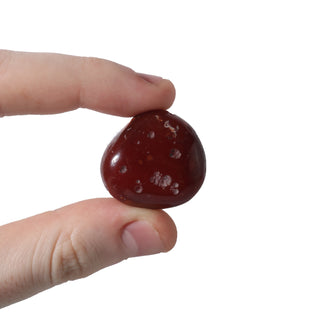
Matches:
[150,208,177,253]
[119,72,176,117]
[159,78,176,111]
[117,201,177,254]
[106,200,177,255]
[78,57,176,117]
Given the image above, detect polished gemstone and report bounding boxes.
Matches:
[101,110,206,209]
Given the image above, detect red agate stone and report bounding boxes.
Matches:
[101,110,206,209]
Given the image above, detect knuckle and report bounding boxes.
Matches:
[50,230,90,285]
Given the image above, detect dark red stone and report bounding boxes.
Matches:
[101,110,206,209]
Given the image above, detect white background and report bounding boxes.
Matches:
[1,0,320,319]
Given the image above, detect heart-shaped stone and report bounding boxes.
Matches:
[101,110,206,209]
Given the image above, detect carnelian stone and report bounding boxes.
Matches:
[101,110,206,209]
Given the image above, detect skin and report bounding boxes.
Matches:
[0,50,177,308]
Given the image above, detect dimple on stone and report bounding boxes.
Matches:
[150,171,172,189]
[169,148,182,159]
[160,175,172,189]
[170,182,179,195]
[134,184,143,194]
[119,165,127,173]
[171,188,179,195]
[150,171,162,186]
[147,131,155,139]
[164,120,178,138]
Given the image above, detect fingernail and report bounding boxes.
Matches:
[137,73,163,84]
[122,220,164,257]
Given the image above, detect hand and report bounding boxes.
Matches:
[0,50,177,308]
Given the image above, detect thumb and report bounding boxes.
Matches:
[0,198,177,308]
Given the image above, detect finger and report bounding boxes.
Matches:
[0,198,177,308]
[0,50,175,117]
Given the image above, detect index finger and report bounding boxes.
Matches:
[0,50,175,117]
